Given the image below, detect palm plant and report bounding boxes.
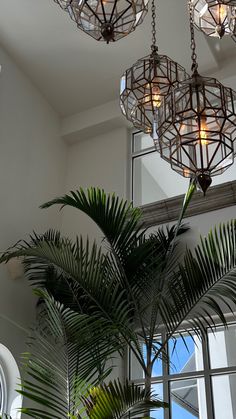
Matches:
[12,290,165,419]
[1,184,236,417]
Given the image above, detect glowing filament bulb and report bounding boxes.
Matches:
[219,4,228,22]
[152,86,162,109]
[143,83,162,109]
[183,168,190,177]
[214,3,229,37]
[199,116,208,145]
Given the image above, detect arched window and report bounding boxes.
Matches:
[0,363,7,415]
[0,344,22,419]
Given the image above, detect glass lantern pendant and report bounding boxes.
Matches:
[120,0,188,137]
[156,0,236,195]
[192,0,236,39]
[53,0,149,43]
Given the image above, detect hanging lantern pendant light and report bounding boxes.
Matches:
[188,6,213,193]
[53,0,149,43]
[192,0,236,41]
[156,0,236,195]
[120,0,188,134]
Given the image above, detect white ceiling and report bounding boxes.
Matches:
[0,0,235,117]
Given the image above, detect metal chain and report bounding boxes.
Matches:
[188,0,198,72]
[151,0,158,52]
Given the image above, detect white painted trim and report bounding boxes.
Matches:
[61,99,131,144]
[0,364,7,415]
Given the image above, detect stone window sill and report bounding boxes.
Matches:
[140,180,236,227]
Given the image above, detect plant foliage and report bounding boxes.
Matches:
[2,182,236,417]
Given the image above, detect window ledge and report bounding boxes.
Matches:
[140,180,236,227]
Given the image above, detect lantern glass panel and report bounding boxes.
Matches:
[192,0,236,38]
[54,0,149,42]
[157,75,236,181]
[120,54,188,133]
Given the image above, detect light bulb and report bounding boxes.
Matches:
[152,85,162,109]
[199,116,208,145]
[143,83,162,109]
[219,4,228,22]
[183,168,190,177]
[215,3,229,37]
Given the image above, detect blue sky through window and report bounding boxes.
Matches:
[169,335,196,374]
[171,402,197,419]
[141,335,202,417]
[142,340,163,377]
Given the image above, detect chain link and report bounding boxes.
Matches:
[188,0,198,72]
[151,0,157,52]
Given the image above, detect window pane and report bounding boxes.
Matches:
[132,132,236,208]
[208,324,236,369]
[212,374,236,419]
[170,378,207,419]
[130,339,162,380]
[168,333,203,375]
[133,132,154,152]
[151,383,164,419]
[132,153,188,206]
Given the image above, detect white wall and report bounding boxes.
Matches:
[0,36,234,411]
[0,45,67,372]
[61,121,236,246]
[61,127,128,242]
[171,204,236,251]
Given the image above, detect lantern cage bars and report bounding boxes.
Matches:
[192,0,236,40]
[54,0,149,43]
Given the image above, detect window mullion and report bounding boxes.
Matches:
[202,331,215,419]
[163,332,170,419]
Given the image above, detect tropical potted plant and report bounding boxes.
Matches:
[1,184,236,417]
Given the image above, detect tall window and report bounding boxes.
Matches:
[128,323,236,419]
[131,131,236,207]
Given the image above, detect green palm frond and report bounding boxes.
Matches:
[0,187,194,371]
[41,188,143,263]
[0,231,149,369]
[40,188,188,278]
[4,185,236,406]
[151,220,236,359]
[85,380,167,419]
[40,188,190,340]
[18,290,124,419]
[16,291,166,418]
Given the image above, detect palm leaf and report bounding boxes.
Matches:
[18,290,123,419]
[17,292,166,419]
[85,380,167,419]
[151,219,236,362]
[0,232,147,370]
[41,188,143,264]
[40,188,187,281]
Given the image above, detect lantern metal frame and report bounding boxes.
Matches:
[120,0,188,135]
[120,51,188,134]
[155,0,236,194]
[192,0,236,40]
[53,0,149,43]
